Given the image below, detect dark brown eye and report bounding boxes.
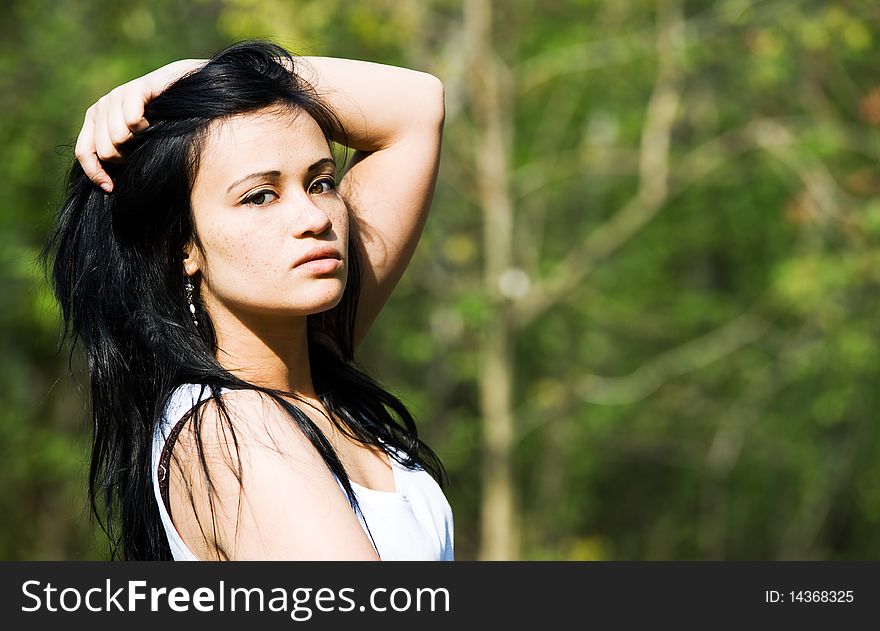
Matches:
[243,190,278,206]
[309,177,336,195]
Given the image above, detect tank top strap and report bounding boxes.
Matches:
[156,384,212,522]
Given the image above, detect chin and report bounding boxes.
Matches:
[308,296,344,314]
[226,276,348,314]
[298,287,346,314]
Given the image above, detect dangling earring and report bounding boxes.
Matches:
[184,277,199,327]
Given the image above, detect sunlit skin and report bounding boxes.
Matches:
[184,106,349,399]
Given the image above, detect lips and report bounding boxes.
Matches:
[294,245,343,268]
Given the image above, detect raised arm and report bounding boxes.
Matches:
[296,57,445,347]
[76,54,445,347]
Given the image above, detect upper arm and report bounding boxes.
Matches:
[338,75,445,348]
[166,391,380,560]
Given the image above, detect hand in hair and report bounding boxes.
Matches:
[75,59,203,192]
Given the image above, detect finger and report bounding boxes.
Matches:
[122,90,150,133]
[107,99,134,148]
[75,142,114,192]
[74,110,113,191]
[93,98,123,162]
[74,108,97,174]
[83,154,113,192]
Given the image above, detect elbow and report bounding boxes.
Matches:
[431,74,447,132]
[417,72,446,133]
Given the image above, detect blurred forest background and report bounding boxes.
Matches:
[2,0,880,560]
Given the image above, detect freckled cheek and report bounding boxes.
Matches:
[202,226,271,273]
[333,206,351,246]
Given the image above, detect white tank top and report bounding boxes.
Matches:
[151,383,455,561]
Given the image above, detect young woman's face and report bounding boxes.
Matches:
[185,106,348,323]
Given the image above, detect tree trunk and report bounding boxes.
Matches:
[464,0,519,560]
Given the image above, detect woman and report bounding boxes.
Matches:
[44,41,452,561]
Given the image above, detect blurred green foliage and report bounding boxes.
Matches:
[2,0,880,560]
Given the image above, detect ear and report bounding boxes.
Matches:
[183,241,201,277]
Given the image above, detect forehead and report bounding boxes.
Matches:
[193,106,331,191]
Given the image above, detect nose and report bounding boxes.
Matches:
[291,198,333,237]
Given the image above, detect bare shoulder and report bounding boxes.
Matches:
[175,388,303,455]
[166,388,379,560]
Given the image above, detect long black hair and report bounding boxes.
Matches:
[42,40,446,560]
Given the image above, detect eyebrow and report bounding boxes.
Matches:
[225,159,337,194]
[226,170,280,194]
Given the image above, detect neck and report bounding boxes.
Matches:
[208,304,318,399]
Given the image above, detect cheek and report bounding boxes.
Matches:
[199,223,275,282]
[334,204,351,242]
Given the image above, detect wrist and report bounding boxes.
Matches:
[147,59,205,93]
